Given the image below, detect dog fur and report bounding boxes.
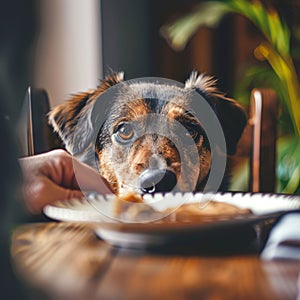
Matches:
[49,72,247,195]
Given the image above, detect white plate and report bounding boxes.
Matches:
[43,197,109,222]
[43,192,300,250]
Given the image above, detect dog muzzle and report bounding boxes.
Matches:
[139,168,177,194]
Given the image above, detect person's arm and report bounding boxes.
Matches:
[19,149,111,214]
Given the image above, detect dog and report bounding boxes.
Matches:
[49,71,247,196]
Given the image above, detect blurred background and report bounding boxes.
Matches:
[29,0,300,105]
[2,0,300,192]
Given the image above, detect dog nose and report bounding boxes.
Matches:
[139,169,177,194]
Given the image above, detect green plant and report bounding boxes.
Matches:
[161,0,300,193]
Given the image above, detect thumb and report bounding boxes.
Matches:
[25,178,84,214]
[55,186,84,202]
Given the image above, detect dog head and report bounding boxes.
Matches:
[49,72,246,195]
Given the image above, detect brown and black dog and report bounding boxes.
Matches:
[49,72,246,196]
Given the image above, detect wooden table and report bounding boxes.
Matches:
[11,222,300,300]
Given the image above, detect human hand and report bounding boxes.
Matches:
[19,149,111,213]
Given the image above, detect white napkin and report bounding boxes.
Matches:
[261,212,300,260]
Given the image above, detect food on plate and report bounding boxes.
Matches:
[113,192,144,214]
[165,201,252,223]
[113,192,163,222]
[113,193,252,223]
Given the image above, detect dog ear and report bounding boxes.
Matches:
[48,72,124,155]
[185,72,247,155]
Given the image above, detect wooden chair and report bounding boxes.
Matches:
[20,86,62,156]
[249,89,278,193]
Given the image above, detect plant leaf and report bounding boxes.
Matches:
[160,2,231,51]
[277,136,300,194]
[254,42,300,135]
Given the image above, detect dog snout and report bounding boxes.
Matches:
[139,169,177,194]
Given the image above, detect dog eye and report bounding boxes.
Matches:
[115,122,134,141]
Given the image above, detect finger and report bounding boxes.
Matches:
[37,150,113,195]
[71,158,113,195]
[24,178,84,214]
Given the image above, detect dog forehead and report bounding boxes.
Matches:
[125,82,189,104]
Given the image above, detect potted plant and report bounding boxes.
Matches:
[161,0,300,194]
